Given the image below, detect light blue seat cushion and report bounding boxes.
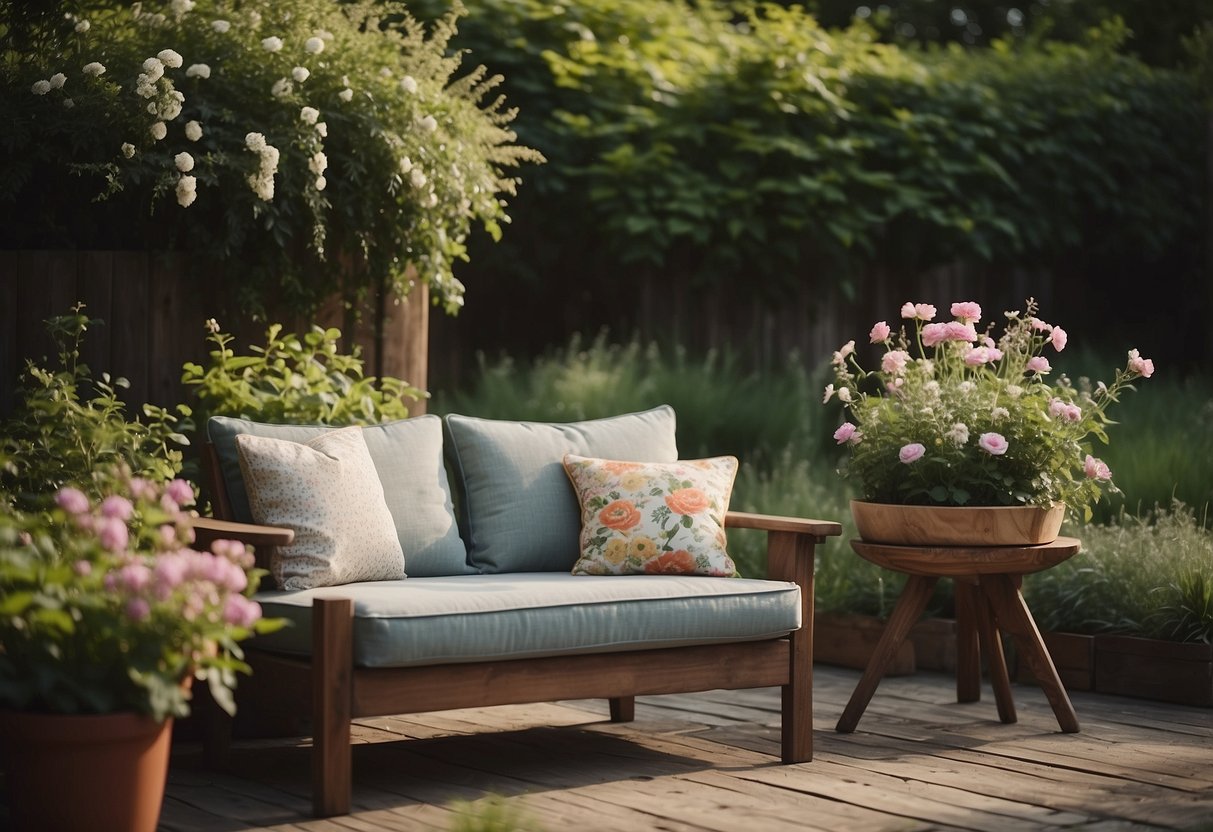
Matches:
[252,573,800,668]
[208,415,473,577]
[443,406,678,573]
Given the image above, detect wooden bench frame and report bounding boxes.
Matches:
[194,444,841,817]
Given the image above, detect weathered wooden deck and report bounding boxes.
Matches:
[162,665,1213,831]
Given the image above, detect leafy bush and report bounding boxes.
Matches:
[412,1,1202,303]
[0,306,189,508]
[0,0,543,314]
[1025,503,1213,643]
[182,320,423,426]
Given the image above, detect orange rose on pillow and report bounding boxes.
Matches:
[563,454,739,577]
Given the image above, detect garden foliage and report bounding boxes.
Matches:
[0,0,543,314]
[413,0,1203,300]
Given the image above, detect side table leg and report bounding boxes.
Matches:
[954,579,981,703]
[974,583,1017,724]
[837,575,938,733]
[980,573,1080,733]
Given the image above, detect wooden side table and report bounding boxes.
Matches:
[836,537,1082,735]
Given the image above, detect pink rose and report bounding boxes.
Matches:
[224,595,262,628]
[1026,356,1051,374]
[1050,326,1068,352]
[1048,398,1066,417]
[1063,404,1082,422]
[900,302,917,319]
[914,303,937,321]
[126,598,151,622]
[119,562,152,593]
[832,340,856,366]
[55,487,90,515]
[950,301,982,323]
[921,323,948,347]
[73,560,92,577]
[964,346,993,366]
[100,495,134,520]
[869,321,891,343]
[1127,349,1154,378]
[833,422,860,445]
[1084,454,1112,481]
[944,321,978,342]
[881,349,910,374]
[1031,318,1052,332]
[166,478,195,506]
[899,443,926,463]
[97,516,130,552]
[978,432,1009,455]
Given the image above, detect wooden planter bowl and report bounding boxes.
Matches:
[850,500,1065,546]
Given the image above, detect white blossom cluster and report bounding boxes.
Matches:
[245,132,280,201]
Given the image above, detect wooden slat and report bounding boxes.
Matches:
[76,251,115,379]
[725,511,841,539]
[191,515,295,549]
[349,641,790,718]
[109,250,150,408]
[0,251,17,416]
[148,251,195,406]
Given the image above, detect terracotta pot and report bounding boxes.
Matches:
[851,500,1065,546]
[0,709,174,832]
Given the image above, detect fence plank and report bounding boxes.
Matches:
[109,251,150,409]
[78,251,115,380]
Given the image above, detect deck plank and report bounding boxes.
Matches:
[93,666,1213,831]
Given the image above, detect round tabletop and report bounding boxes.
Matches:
[851,536,1081,577]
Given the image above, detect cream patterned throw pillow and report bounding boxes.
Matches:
[563,453,740,576]
[236,427,406,590]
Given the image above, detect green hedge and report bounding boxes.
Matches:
[418,1,1203,299]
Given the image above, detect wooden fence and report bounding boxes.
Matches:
[0,250,429,418]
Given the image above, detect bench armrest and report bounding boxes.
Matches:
[725,511,842,539]
[191,515,296,549]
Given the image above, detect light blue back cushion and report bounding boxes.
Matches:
[443,406,678,573]
[208,415,474,577]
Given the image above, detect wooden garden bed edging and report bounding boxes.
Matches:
[1093,634,1213,707]
[813,613,958,677]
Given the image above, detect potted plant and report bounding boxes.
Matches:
[826,298,1155,545]
[0,469,278,832]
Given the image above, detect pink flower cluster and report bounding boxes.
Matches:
[53,482,263,629]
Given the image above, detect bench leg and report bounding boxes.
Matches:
[314,598,354,817]
[609,697,635,722]
[768,530,815,763]
[954,579,982,703]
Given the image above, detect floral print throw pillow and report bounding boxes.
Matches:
[563,453,740,576]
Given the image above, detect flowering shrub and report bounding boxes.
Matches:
[0,469,279,720]
[0,0,543,314]
[826,299,1154,520]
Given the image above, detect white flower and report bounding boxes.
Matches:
[837,387,853,403]
[170,0,195,14]
[185,63,210,79]
[159,91,184,121]
[63,98,75,109]
[211,19,230,33]
[157,49,183,69]
[82,61,106,76]
[308,151,327,175]
[142,57,164,81]
[271,78,292,97]
[338,88,353,102]
[314,176,327,191]
[822,383,835,404]
[400,75,418,94]
[260,145,279,169]
[121,142,135,159]
[958,380,976,394]
[49,72,67,89]
[176,174,197,207]
[991,406,1010,420]
[245,132,266,152]
[150,121,167,140]
[946,423,970,446]
[315,121,328,138]
[174,151,194,172]
[248,11,262,26]
[146,101,158,115]
[426,191,438,207]
[1005,384,1023,398]
[184,120,202,141]
[409,168,427,188]
[292,66,310,83]
[31,80,51,95]
[299,106,319,125]
[398,156,413,173]
[261,36,283,52]
[419,114,438,133]
[341,75,350,86]
[379,67,392,78]
[305,36,325,54]
[247,172,274,201]
[75,19,90,33]
[135,77,157,98]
